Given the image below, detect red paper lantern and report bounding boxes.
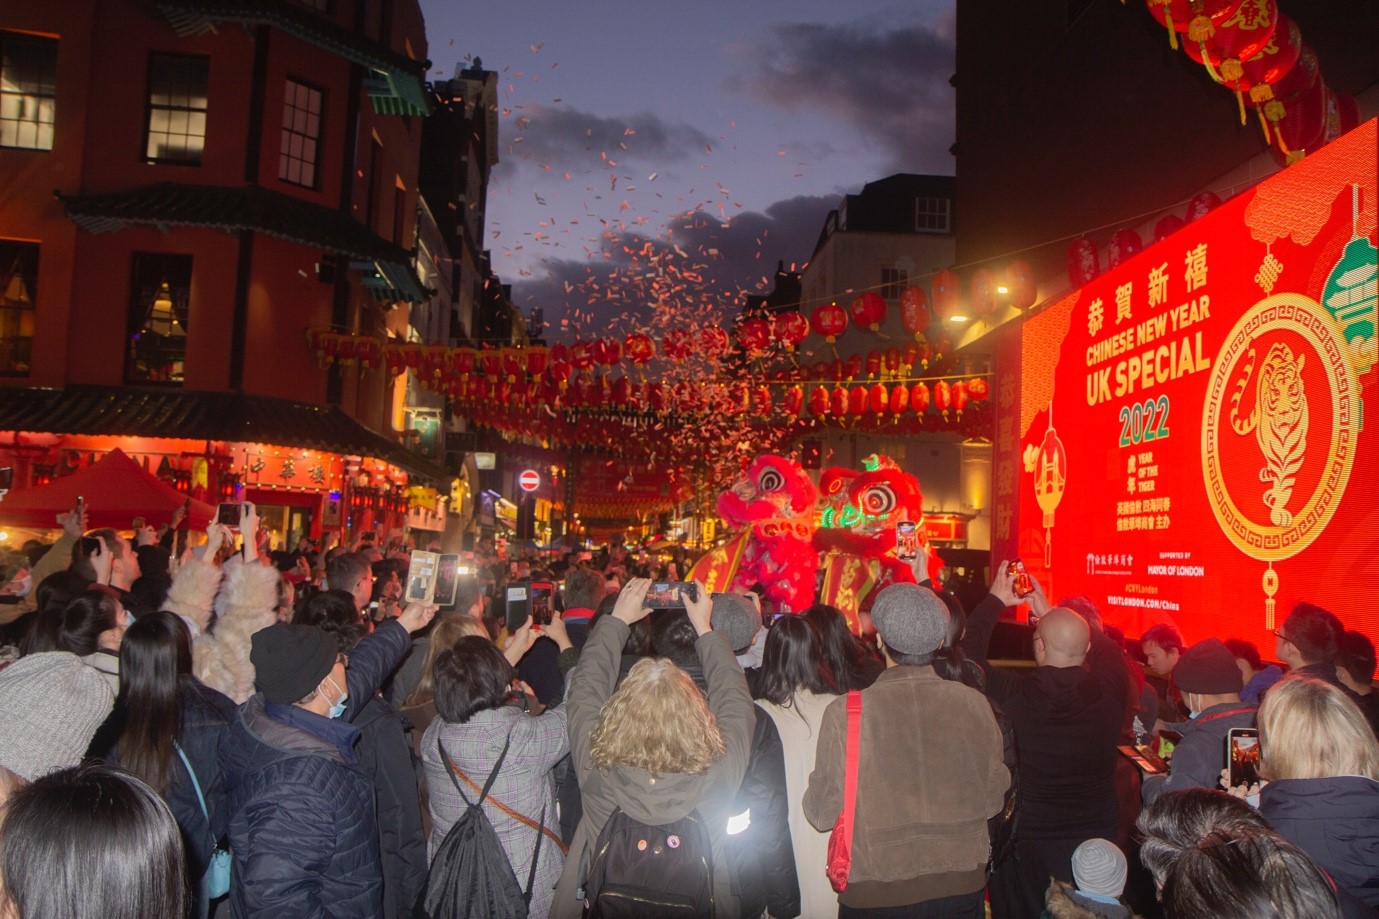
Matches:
[773,311,810,349]
[848,386,869,417]
[700,326,730,358]
[968,377,991,402]
[811,301,849,343]
[868,383,888,415]
[889,383,910,414]
[1144,0,1239,50]
[1154,213,1186,243]
[452,347,477,375]
[900,286,930,339]
[1184,0,1278,85]
[550,342,570,365]
[865,351,882,379]
[911,382,931,414]
[1067,239,1100,287]
[931,270,960,320]
[624,333,655,365]
[354,337,381,370]
[969,268,999,319]
[570,340,595,370]
[849,292,886,332]
[648,383,667,412]
[883,347,901,375]
[399,342,422,371]
[783,386,804,417]
[334,336,357,364]
[1106,229,1143,268]
[383,342,407,376]
[501,347,524,379]
[844,353,863,381]
[524,345,549,376]
[662,329,693,362]
[809,386,831,417]
[900,341,921,370]
[830,386,849,417]
[933,380,952,414]
[1007,260,1037,310]
[610,376,632,407]
[951,380,969,416]
[1187,190,1222,222]
[736,317,772,354]
[592,338,622,367]
[752,385,772,413]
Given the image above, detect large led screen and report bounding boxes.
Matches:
[1002,120,1377,653]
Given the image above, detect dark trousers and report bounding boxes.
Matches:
[838,890,985,919]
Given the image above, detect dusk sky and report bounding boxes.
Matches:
[417,1,956,339]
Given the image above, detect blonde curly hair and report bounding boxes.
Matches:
[590,658,725,776]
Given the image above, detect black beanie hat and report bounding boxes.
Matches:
[1174,638,1244,695]
[251,623,339,704]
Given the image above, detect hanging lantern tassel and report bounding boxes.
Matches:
[1219,58,1246,124]
[1263,562,1279,630]
[1251,85,1276,144]
[1263,100,1292,158]
[1153,0,1179,50]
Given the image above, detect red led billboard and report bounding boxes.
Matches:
[996,119,1378,653]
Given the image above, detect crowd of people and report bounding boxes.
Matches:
[1,503,1377,919]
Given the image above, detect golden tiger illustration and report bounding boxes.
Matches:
[1230,342,1309,527]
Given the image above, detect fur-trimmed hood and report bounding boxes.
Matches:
[1044,879,1139,919]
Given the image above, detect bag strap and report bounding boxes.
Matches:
[839,690,862,872]
[174,740,221,854]
[444,750,569,855]
[174,741,210,819]
[439,731,512,810]
[522,798,548,905]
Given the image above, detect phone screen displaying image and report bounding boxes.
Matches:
[529,582,554,625]
[433,554,460,607]
[217,503,241,527]
[896,521,919,561]
[1228,729,1261,787]
[646,582,688,608]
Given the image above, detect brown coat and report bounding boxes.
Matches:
[803,664,1008,909]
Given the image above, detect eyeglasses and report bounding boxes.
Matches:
[1271,629,1289,643]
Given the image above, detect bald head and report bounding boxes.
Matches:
[1035,608,1091,667]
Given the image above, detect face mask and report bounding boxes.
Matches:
[322,674,348,720]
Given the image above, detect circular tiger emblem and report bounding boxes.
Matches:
[1202,293,1358,560]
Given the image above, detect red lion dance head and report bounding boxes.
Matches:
[716,454,819,614]
[813,454,943,587]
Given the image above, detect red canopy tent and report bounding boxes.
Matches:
[0,448,215,530]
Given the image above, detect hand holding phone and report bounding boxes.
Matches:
[1227,728,1261,789]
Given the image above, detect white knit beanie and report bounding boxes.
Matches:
[1072,838,1128,897]
[0,652,114,781]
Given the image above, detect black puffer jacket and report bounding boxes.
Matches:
[222,620,411,919]
[725,708,801,919]
[171,679,238,876]
[222,695,381,919]
[352,693,428,919]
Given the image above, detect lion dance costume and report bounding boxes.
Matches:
[707,454,819,614]
[813,454,943,631]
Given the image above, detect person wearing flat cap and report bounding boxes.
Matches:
[1141,637,1255,805]
[804,582,1009,916]
[220,599,436,919]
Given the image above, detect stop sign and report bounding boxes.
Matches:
[518,469,541,492]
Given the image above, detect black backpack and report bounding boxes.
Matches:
[579,806,714,918]
[420,734,543,919]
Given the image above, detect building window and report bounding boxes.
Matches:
[914,197,952,233]
[881,268,908,300]
[279,79,323,188]
[0,240,38,376]
[145,54,209,165]
[0,34,57,151]
[127,253,191,384]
